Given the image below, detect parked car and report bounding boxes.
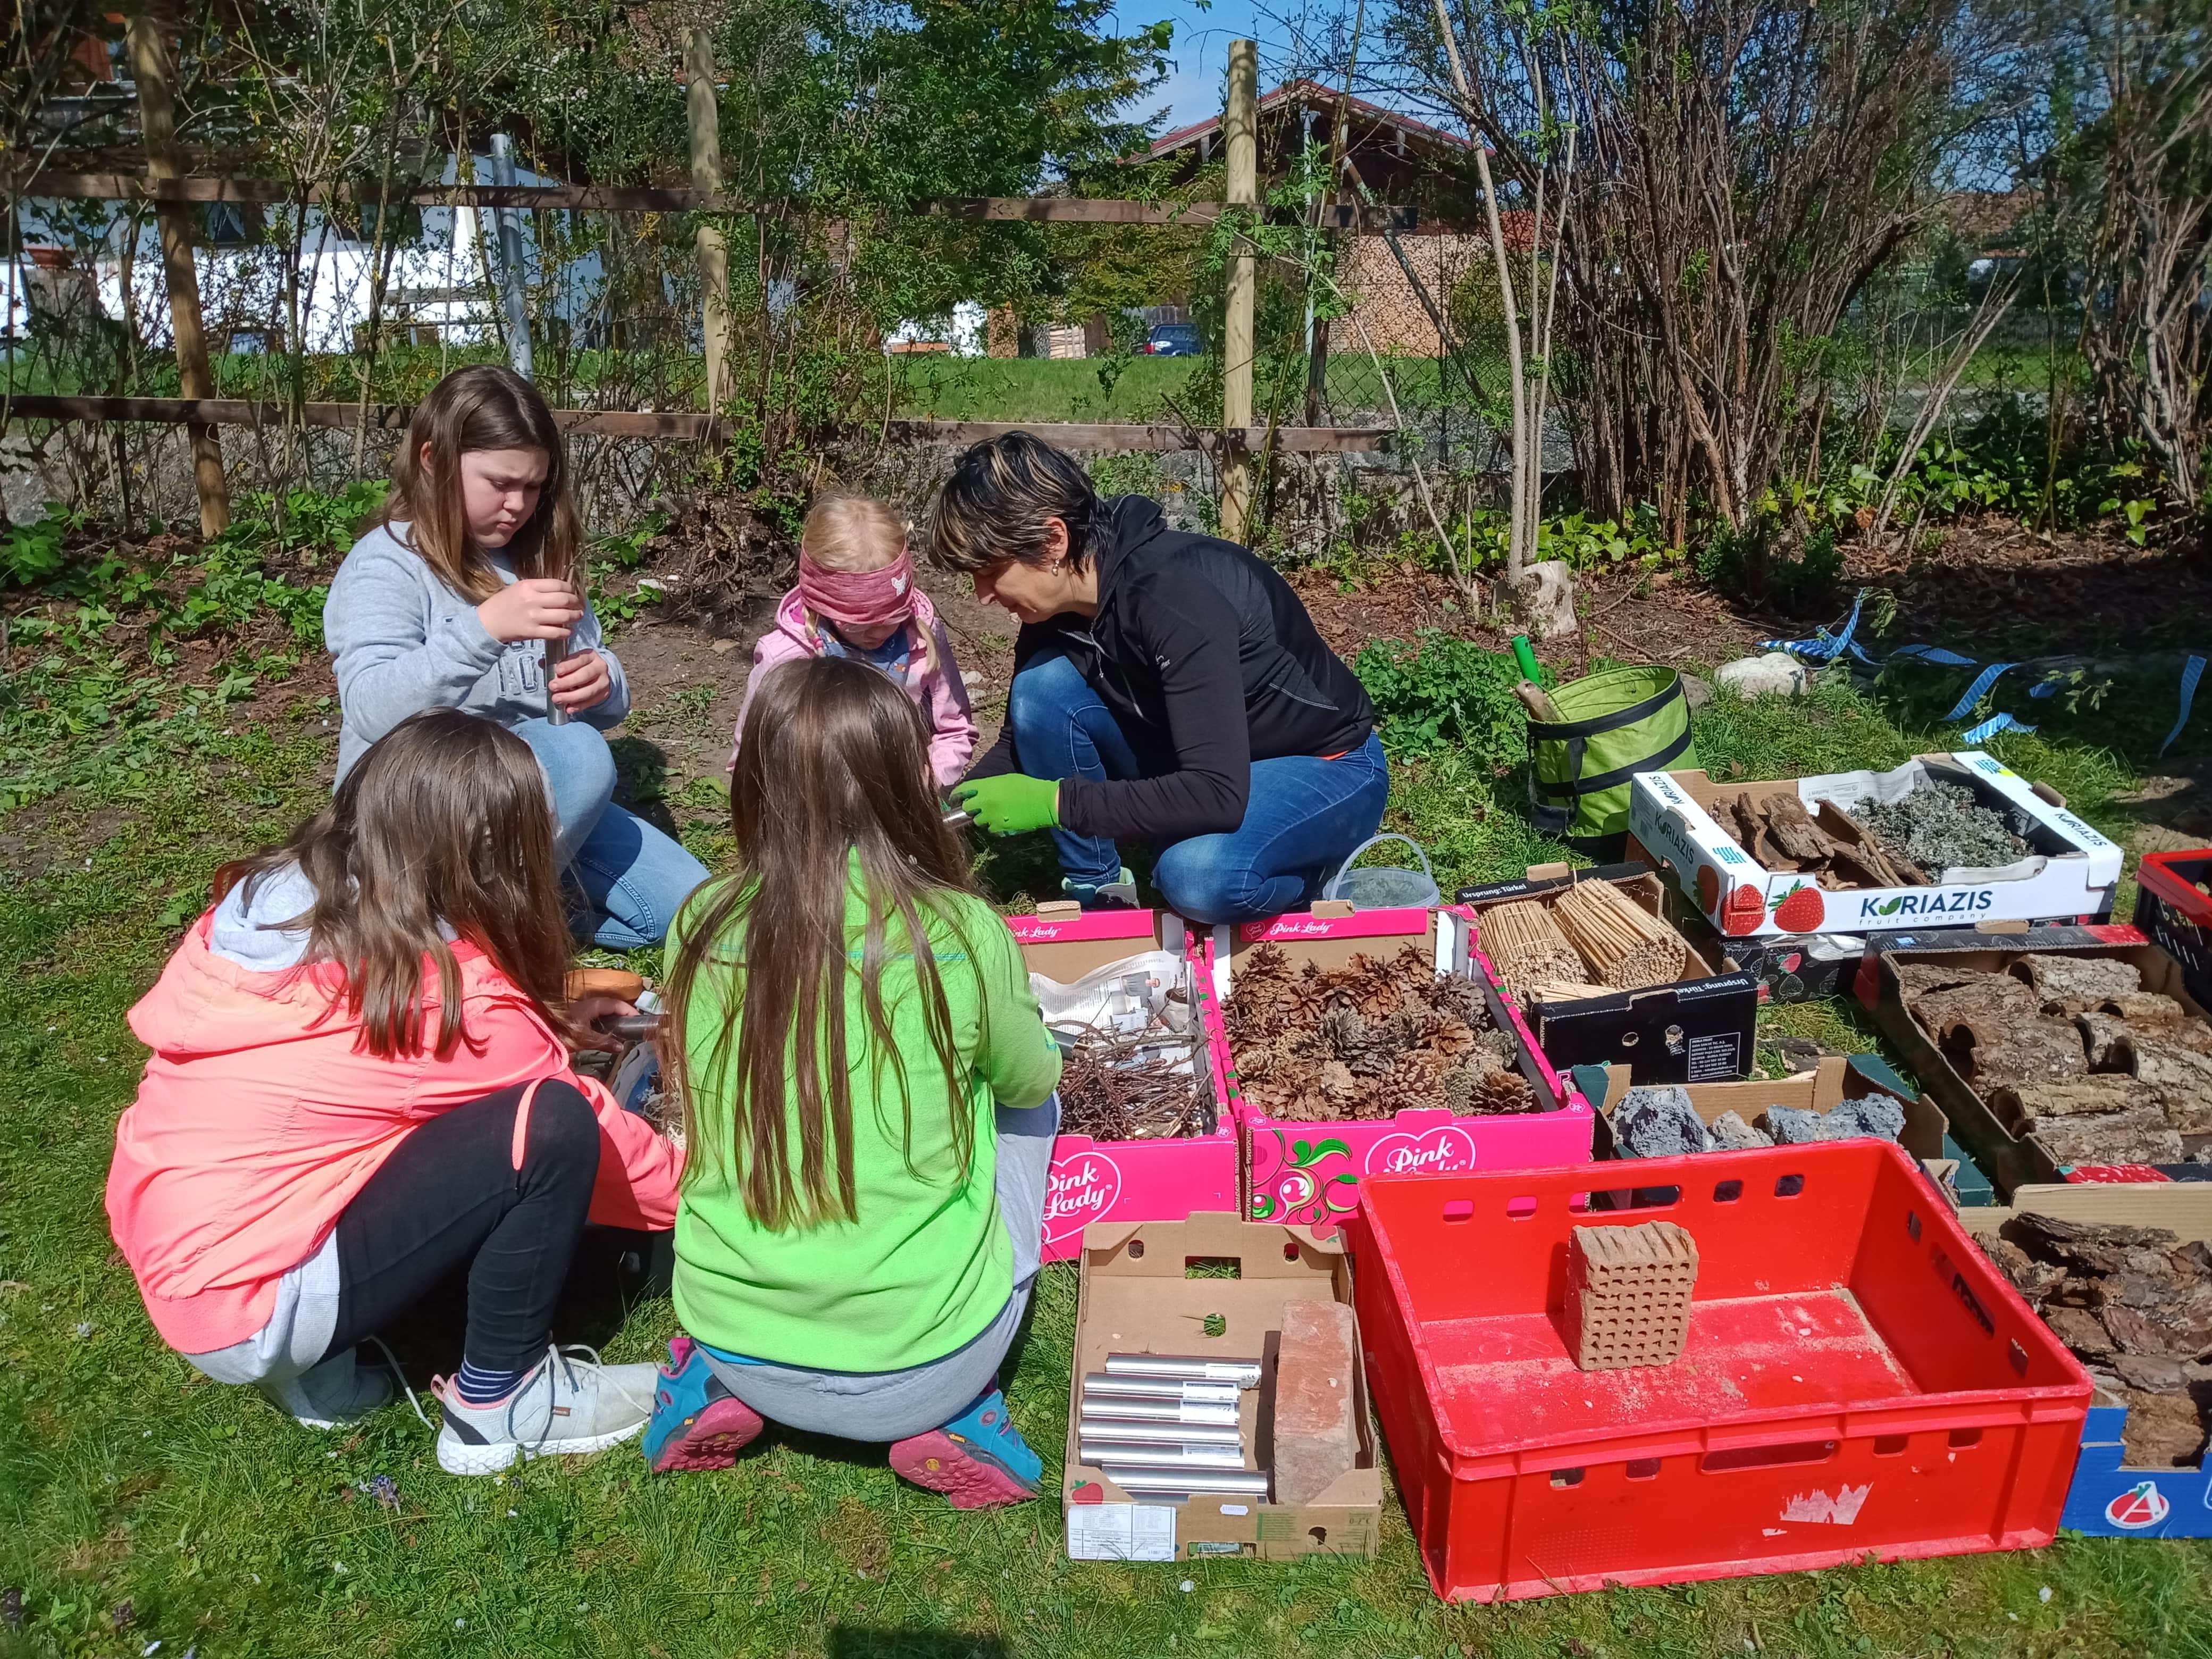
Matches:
[1141,323,1202,356]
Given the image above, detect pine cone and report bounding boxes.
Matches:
[1471,1069,1537,1116]
[1426,971,1493,1032]
[1428,1015,1479,1060]
[1478,1028,1519,1069]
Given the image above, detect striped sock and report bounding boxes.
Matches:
[455,1359,534,1406]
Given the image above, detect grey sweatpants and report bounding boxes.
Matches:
[698,1094,1058,1443]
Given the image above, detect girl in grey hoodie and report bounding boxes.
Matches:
[324,366,709,946]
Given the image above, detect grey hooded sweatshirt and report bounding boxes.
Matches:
[323,522,631,779]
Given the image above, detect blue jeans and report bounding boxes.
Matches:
[1006,651,1391,925]
[516,718,712,949]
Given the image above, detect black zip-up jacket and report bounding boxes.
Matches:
[967,497,1375,842]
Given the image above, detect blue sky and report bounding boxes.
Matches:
[1107,0,1352,133]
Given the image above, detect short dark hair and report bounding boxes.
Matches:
[925,431,1101,574]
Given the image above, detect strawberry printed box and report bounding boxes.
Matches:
[1629,753,2121,941]
[1012,904,1239,1264]
[1201,903,1594,1237]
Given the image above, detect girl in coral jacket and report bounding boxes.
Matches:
[106,709,683,1476]
[731,492,977,789]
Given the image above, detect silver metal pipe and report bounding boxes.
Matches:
[1079,1397,1241,1427]
[1082,1373,1240,1404]
[542,631,573,726]
[1080,1440,1246,1468]
[1076,1418,1244,1447]
[1104,1353,1262,1388]
[1103,1466,1271,1496]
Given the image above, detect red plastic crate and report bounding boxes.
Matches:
[1345,1144,2091,1601]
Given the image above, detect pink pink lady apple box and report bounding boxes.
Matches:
[1010,909,1240,1264]
[1212,904,1595,1237]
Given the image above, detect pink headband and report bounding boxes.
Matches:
[798,546,916,629]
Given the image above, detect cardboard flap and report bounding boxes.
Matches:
[1527,861,1572,881]
[1036,899,1083,919]
[1311,899,1357,918]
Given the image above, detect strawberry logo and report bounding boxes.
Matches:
[1772,884,1825,933]
[1721,882,1767,936]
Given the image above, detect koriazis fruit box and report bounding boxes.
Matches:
[1629,753,2122,940]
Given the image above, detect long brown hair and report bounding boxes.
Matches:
[379,364,583,601]
[212,709,575,1059]
[663,655,981,1230]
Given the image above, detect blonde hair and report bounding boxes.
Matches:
[799,493,938,674]
[379,365,583,602]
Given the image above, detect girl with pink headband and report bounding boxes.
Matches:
[730,495,977,786]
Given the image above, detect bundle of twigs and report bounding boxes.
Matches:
[1057,1023,1211,1143]
[1480,900,1584,994]
[1551,881,1682,990]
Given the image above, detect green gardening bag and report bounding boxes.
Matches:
[1527,665,1698,845]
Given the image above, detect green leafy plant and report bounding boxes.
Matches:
[1354,633,1538,772]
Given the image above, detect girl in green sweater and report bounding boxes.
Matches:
[642,656,1063,1507]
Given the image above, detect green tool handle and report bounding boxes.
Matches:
[1511,635,1542,682]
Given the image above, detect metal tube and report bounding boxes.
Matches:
[1103,1466,1271,1496]
[1080,1441,1246,1469]
[1080,1397,1241,1427]
[1076,1419,1244,1448]
[1104,1353,1263,1388]
[1082,1374,1241,1404]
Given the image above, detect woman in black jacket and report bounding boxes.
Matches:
[931,432,1388,925]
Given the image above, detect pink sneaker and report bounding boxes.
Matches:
[643,1337,765,1473]
[889,1388,1041,1509]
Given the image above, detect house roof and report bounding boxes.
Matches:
[1147,79,1473,164]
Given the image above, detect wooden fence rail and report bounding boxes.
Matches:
[0,396,1392,453]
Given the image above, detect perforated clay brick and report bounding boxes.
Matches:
[1564,1220,1700,1371]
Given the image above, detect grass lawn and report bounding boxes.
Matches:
[4,609,2210,1656]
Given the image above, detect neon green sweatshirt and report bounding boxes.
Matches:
[668,877,1061,1373]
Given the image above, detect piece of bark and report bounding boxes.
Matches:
[2008,1213,2184,1276]
[2013,953,2143,1013]
[1991,1076,2163,1126]
[2114,1353,2190,1393]
[2127,1034,2212,1099]
[2121,1389,2210,1469]
[2106,993,2188,1026]
[2078,1012,2135,1070]
[1956,1015,2090,1085]
[2026,1108,2184,1167]
[1912,975,2041,1040]
[1273,1299,1360,1505]
[1764,792,1841,866]
[1726,793,1764,857]
[2042,1304,2116,1360]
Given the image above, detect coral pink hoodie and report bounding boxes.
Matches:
[106,912,683,1355]
[730,588,977,787]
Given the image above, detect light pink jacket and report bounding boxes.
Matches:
[106,915,683,1355]
[731,588,978,787]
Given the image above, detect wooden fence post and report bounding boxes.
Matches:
[1220,39,1258,543]
[686,27,730,415]
[125,14,228,535]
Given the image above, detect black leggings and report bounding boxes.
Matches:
[324,1080,601,1371]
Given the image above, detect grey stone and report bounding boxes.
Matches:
[1708,1110,1775,1150]
[1679,673,1714,712]
[1615,1086,1710,1159]
[1764,1095,1906,1145]
[1714,652,1810,699]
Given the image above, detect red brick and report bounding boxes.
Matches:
[1564,1221,1699,1371]
[1273,1299,1358,1504]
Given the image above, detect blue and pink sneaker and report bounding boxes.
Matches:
[642,1336,765,1473]
[889,1387,1041,1509]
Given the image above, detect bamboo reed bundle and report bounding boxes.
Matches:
[1526,979,1619,1004]
[1480,900,1584,994]
[1551,880,1683,991]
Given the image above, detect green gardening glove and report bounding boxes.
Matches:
[953,773,1061,835]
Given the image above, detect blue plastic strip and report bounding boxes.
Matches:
[2161,655,2206,757]
[1942,662,2017,723]
[1962,711,2036,743]
[1888,644,1981,667]
[2030,677,2059,699]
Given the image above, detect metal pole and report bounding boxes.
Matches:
[489,135,533,379]
[1220,39,1258,544]
[126,16,228,535]
[686,28,731,413]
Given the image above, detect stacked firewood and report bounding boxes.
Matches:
[1899,955,2212,1164]
[1981,1212,2212,1469]
[1227,944,1537,1123]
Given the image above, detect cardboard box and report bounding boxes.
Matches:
[1580,1052,1947,1162]
[1629,753,2123,940]
[1958,1183,2212,1537]
[1454,863,1757,1082]
[1014,907,1238,1264]
[1204,904,1595,1236]
[1062,1212,1381,1561]
[1858,941,2212,1196]
[2136,849,2212,1013]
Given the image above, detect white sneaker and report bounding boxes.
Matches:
[256,1346,396,1429]
[432,1345,660,1475]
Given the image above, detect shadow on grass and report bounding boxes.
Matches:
[825,1631,1011,1659]
[609,734,686,842]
